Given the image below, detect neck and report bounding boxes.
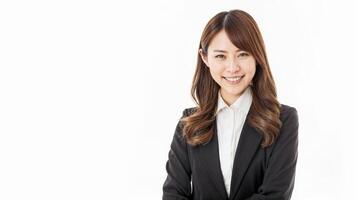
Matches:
[220,90,242,107]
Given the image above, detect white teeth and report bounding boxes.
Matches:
[224,76,243,81]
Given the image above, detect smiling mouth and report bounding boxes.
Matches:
[223,75,245,83]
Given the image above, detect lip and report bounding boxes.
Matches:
[223,75,244,85]
[223,75,245,78]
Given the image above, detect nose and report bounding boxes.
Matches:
[227,58,240,72]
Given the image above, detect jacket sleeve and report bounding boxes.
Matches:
[162,109,192,200]
[245,107,299,200]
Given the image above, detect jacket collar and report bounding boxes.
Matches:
[198,110,262,199]
[229,116,262,199]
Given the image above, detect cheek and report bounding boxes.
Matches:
[238,65,256,83]
[208,67,224,82]
[248,67,256,76]
[209,65,223,76]
[243,61,256,76]
[209,69,220,79]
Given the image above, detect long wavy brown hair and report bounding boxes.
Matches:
[180,9,282,148]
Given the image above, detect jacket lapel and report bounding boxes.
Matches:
[229,118,262,199]
[196,119,228,199]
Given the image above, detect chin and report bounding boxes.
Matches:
[224,87,244,94]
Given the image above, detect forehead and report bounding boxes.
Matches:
[208,30,240,52]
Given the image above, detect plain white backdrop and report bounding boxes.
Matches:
[1,0,355,199]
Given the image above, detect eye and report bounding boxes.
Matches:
[215,55,225,59]
[238,52,249,57]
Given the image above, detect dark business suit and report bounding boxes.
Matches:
[163,104,298,200]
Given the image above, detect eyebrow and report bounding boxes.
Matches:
[213,49,243,53]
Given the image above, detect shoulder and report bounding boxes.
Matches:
[182,106,198,117]
[174,106,198,134]
[172,107,198,144]
[280,104,298,121]
[280,104,298,124]
[278,104,299,140]
[176,107,198,133]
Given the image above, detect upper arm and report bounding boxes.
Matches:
[162,109,193,200]
[246,107,299,200]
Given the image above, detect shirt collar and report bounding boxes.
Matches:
[217,86,253,114]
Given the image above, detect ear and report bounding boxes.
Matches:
[199,49,209,67]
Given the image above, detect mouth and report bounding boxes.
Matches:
[223,75,245,84]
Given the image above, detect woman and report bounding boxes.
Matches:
[163,9,299,200]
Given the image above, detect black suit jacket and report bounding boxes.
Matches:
[163,104,299,200]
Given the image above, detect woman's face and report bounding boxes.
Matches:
[200,30,256,106]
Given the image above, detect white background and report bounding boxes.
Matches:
[1,0,355,199]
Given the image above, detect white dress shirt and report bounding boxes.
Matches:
[216,86,253,197]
